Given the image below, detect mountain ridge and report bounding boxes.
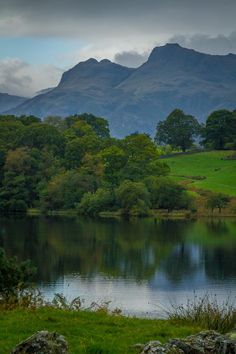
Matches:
[0,93,27,114]
[5,43,236,136]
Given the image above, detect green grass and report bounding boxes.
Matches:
[0,308,203,353]
[162,151,236,196]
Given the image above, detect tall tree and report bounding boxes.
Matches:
[155,109,201,152]
[203,110,236,149]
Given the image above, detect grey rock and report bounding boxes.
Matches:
[11,330,69,354]
[138,330,236,354]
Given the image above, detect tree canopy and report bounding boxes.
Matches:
[203,110,236,150]
[155,109,201,152]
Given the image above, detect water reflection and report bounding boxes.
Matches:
[0,216,235,316]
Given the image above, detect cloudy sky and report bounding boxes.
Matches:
[0,0,236,96]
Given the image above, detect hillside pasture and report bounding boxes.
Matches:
[162,151,236,196]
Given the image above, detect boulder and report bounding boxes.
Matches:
[11,330,69,354]
[137,330,236,354]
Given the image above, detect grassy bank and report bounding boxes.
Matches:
[162,150,236,196]
[0,308,203,354]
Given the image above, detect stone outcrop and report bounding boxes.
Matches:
[11,330,69,354]
[136,330,236,354]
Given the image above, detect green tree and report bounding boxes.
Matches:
[40,170,96,211]
[116,181,150,216]
[0,148,41,211]
[203,110,236,150]
[155,109,201,152]
[99,146,127,188]
[121,133,162,180]
[206,193,230,213]
[0,119,24,151]
[145,177,193,212]
[78,188,114,216]
[64,138,84,169]
[65,114,110,139]
[19,115,41,126]
[16,123,65,156]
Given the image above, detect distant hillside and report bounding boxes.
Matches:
[8,44,236,136]
[0,93,26,114]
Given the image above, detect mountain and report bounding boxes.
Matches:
[35,87,55,95]
[0,93,27,114]
[7,44,236,136]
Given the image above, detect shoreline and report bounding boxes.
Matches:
[24,208,236,219]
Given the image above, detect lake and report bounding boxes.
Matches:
[0,216,235,317]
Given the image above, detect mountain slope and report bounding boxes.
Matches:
[8,44,236,136]
[0,93,27,114]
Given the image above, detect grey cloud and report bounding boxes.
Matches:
[0,0,236,39]
[0,60,32,96]
[114,51,148,68]
[0,59,62,96]
[169,32,236,55]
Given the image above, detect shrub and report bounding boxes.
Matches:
[116,181,150,216]
[0,248,36,299]
[77,188,114,216]
[144,177,194,212]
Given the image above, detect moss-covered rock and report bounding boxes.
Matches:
[11,331,68,354]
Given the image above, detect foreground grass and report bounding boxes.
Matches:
[0,308,203,353]
[162,150,236,196]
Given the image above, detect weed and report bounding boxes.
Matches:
[166,294,236,333]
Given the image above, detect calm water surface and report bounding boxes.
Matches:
[0,216,235,317]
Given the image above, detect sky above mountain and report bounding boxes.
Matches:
[0,0,236,97]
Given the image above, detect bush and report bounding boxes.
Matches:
[0,248,36,299]
[77,188,114,216]
[144,177,194,212]
[116,181,150,216]
[40,171,96,211]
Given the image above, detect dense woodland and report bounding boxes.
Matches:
[0,109,235,216]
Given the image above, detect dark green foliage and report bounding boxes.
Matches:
[0,110,229,215]
[64,138,84,169]
[19,115,41,126]
[16,123,65,156]
[100,146,127,188]
[78,188,114,215]
[203,110,236,150]
[145,177,193,212]
[0,148,41,211]
[65,113,110,139]
[0,119,24,150]
[40,171,97,211]
[155,109,201,152]
[121,133,165,180]
[206,193,231,213]
[116,181,150,216]
[0,248,36,297]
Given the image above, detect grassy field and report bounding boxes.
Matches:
[162,150,236,196]
[0,308,203,354]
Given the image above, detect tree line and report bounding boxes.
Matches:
[156,108,236,152]
[0,109,234,216]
